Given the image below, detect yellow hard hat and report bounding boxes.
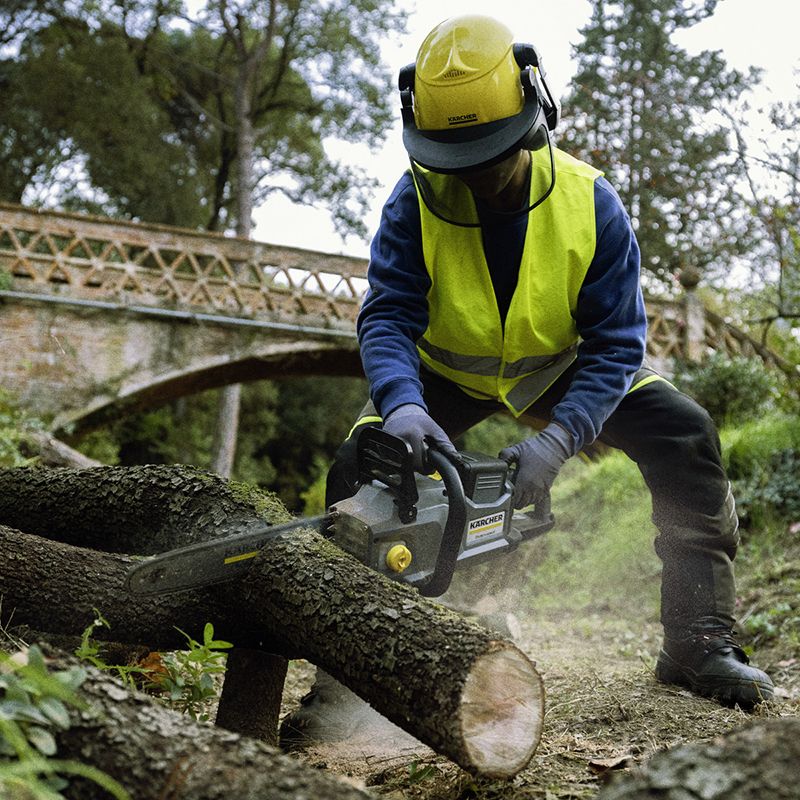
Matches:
[399,15,560,174]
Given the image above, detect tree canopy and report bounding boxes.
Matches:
[559,0,759,287]
[0,0,406,238]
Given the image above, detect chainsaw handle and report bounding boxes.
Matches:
[417,447,466,598]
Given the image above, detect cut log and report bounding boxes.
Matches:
[0,465,545,778]
[12,641,375,800]
[597,717,800,800]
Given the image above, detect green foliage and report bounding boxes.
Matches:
[0,1,406,238]
[672,353,781,427]
[741,601,796,644]
[299,455,331,515]
[73,611,144,689]
[150,624,231,722]
[0,270,12,290]
[456,414,530,456]
[0,390,44,468]
[73,429,120,466]
[735,449,800,527]
[75,615,231,724]
[265,378,367,510]
[561,0,757,284]
[0,644,130,799]
[723,413,800,529]
[92,377,367,512]
[406,760,442,785]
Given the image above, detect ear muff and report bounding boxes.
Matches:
[513,43,561,132]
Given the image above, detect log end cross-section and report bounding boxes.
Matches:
[459,643,544,778]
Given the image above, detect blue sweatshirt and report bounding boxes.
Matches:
[357,168,646,453]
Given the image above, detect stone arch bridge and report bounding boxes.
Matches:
[0,202,790,436]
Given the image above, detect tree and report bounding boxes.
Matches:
[559,0,758,287]
[722,87,800,350]
[0,0,405,236]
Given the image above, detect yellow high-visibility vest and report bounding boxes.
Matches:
[413,147,602,416]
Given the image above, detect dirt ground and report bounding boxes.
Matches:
[277,605,800,800]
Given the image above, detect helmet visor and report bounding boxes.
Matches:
[402,94,543,175]
[409,133,556,228]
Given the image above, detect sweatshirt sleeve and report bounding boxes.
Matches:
[357,173,431,418]
[550,176,647,452]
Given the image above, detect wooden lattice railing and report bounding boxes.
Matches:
[0,202,793,376]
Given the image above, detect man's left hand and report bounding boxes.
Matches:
[499,423,575,509]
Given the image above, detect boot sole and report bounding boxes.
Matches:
[655,649,774,707]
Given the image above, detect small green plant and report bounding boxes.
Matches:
[74,611,144,689]
[0,644,130,799]
[0,269,12,291]
[75,614,231,722]
[406,760,441,784]
[734,448,800,528]
[723,413,800,529]
[147,624,232,722]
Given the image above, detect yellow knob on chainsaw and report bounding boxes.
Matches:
[386,544,413,573]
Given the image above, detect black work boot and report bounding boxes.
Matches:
[655,618,774,707]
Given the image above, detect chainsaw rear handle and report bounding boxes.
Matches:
[416,444,467,597]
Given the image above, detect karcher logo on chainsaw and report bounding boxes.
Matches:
[466,511,506,544]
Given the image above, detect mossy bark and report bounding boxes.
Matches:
[0,464,290,555]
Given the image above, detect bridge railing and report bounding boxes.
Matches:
[0,202,794,378]
[0,202,368,331]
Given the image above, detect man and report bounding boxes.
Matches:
[327,14,772,711]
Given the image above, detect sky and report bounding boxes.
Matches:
[252,0,800,257]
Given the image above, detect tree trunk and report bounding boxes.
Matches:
[207,41,256,481]
[0,465,544,778]
[597,718,800,800]
[0,464,291,555]
[18,642,374,800]
[210,383,241,478]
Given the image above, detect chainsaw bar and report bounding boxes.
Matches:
[126,515,327,596]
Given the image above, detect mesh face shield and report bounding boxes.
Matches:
[407,131,556,228]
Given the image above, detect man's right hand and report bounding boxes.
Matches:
[382,403,456,473]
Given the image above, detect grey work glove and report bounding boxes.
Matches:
[382,403,456,473]
[499,423,574,510]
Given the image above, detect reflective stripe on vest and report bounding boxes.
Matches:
[413,147,602,416]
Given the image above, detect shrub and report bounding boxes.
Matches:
[723,414,800,529]
[672,353,780,427]
[0,390,44,467]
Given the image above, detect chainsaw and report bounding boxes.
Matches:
[126,427,555,599]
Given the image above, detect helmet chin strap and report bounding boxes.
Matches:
[411,127,556,229]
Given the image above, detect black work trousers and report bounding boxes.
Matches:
[326,364,740,634]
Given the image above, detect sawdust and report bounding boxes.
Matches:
[278,605,800,800]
